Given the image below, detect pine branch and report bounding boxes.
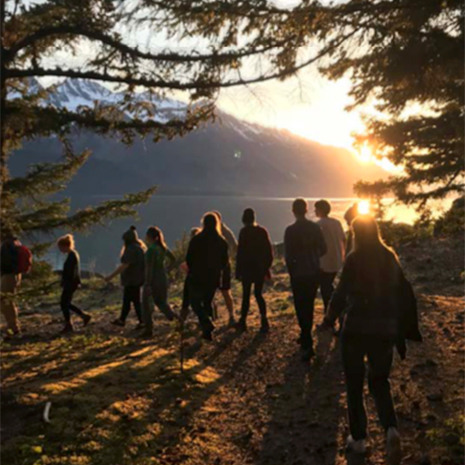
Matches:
[5,29,359,89]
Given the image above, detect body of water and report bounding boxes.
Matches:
[49,195,451,273]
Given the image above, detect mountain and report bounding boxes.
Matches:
[10,78,385,198]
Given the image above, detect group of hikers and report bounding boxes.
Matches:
[1,198,421,464]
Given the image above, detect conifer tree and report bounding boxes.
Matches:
[2,0,462,257]
[320,0,464,206]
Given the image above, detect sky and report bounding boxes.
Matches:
[21,0,384,168]
[216,2,366,151]
[217,65,364,150]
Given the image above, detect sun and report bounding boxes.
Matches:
[358,144,372,163]
[357,200,370,215]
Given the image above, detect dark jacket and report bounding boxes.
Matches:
[1,241,19,276]
[121,243,145,287]
[327,247,422,358]
[62,250,81,289]
[284,218,327,277]
[186,231,229,288]
[236,224,273,282]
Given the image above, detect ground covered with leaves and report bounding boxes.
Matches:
[2,234,464,465]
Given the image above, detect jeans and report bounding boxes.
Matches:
[143,274,175,330]
[60,286,85,323]
[240,277,266,321]
[319,271,337,313]
[189,283,216,333]
[290,274,319,349]
[120,285,142,323]
[341,333,398,440]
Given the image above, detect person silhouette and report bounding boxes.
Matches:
[314,199,346,314]
[57,234,91,333]
[105,226,146,328]
[212,211,237,326]
[284,198,327,361]
[141,226,177,337]
[321,216,421,464]
[186,213,229,341]
[235,208,273,333]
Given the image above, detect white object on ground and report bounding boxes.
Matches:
[43,401,52,423]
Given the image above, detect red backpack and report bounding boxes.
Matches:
[16,245,33,274]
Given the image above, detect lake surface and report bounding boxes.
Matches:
[49,195,451,272]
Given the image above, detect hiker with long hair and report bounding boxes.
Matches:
[141,226,177,336]
[57,234,91,333]
[284,198,327,361]
[322,216,421,464]
[235,208,273,333]
[104,226,146,327]
[343,202,358,255]
[212,211,237,326]
[186,213,229,340]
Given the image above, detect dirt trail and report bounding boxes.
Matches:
[1,238,464,465]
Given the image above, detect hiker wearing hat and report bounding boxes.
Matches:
[104,226,146,327]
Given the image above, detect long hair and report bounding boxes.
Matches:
[57,234,75,250]
[146,226,167,251]
[351,216,400,291]
[202,212,222,236]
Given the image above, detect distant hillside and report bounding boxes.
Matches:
[10,78,385,198]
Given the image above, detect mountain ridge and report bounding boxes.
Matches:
[10,78,386,198]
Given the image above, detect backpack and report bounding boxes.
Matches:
[16,245,33,274]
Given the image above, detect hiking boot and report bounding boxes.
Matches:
[300,346,315,362]
[235,319,247,332]
[386,427,401,465]
[61,323,74,334]
[259,317,270,334]
[82,314,92,327]
[111,318,125,327]
[346,435,367,454]
[228,315,236,327]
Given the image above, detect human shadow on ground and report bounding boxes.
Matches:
[1,322,263,465]
[256,327,348,465]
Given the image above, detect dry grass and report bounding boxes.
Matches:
[1,243,464,465]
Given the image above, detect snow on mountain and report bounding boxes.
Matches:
[9,77,289,144]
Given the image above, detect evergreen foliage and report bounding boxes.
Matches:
[1,0,462,247]
[326,0,464,206]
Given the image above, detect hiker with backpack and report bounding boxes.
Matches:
[57,234,91,333]
[320,216,421,464]
[0,233,32,338]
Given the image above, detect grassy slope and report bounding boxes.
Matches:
[1,236,464,465]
